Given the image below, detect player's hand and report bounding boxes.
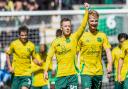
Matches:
[8,66,14,73]
[107,63,112,73]
[33,59,43,66]
[38,61,43,66]
[84,2,90,9]
[44,71,48,80]
[107,63,112,78]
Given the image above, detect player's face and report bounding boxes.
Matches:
[88,15,98,33]
[119,38,126,46]
[40,44,46,53]
[19,31,28,43]
[61,21,71,37]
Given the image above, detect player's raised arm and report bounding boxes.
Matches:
[74,3,89,40]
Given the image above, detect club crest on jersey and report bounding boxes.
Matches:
[86,39,90,42]
[66,38,71,43]
[97,37,102,42]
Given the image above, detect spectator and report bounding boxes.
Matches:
[14,0,23,11]
[62,0,73,10]
[0,0,8,11]
[36,0,56,10]
[27,0,38,11]
[6,0,14,11]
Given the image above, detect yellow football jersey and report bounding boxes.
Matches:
[112,46,122,81]
[32,53,49,87]
[6,39,35,76]
[78,32,111,75]
[120,40,128,80]
[45,10,89,77]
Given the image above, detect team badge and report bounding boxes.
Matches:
[66,38,71,43]
[27,48,31,52]
[97,37,102,42]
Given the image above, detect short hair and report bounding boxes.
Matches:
[40,44,47,53]
[89,10,99,18]
[118,33,128,41]
[60,18,71,26]
[18,26,29,35]
[56,29,62,37]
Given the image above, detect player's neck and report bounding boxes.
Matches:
[19,39,28,45]
[89,30,98,35]
[63,34,71,38]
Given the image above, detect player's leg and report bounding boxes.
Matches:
[114,81,124,89]
[42,85,49,89]
[31,86,41,89]
[55,76,67,89]
[123,78,128,89]
[67,74,78,89]
[20,76,32,89]
[11,76,20,89]
[91,75,102,89]
[32,85,48,89]
[81,74,92,89]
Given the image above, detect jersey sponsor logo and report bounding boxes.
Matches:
[56,44,71,55]
[85,46,100,57]
[27,48,31,52]
[57,48,71,55]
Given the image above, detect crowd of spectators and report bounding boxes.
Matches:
[0,0,57,11]
[0,0,126,12]
[0,0,77,11]
[0,0,78,27]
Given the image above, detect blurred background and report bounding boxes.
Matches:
[0,0,128,89]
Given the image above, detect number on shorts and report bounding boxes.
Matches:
[70,85,77,89]
[28,78,31,85]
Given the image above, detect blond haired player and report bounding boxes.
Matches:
[78,10,112,89]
